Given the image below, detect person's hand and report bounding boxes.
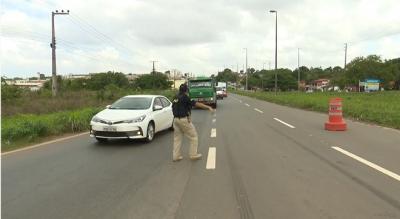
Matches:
[208,106,216,113]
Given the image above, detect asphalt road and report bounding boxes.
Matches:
[2,93,400,219]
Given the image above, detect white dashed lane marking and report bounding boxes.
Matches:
[332,146,400,182]
[211,128,217,138]
[254,108,263,114]
[206,147,216,169]
[212,118,216,123]
[273,118,296,129]
[245,103,250,107]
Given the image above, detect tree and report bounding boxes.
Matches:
[134,72,172,89]
[86,71,129,90]
[216,68,238,82]
[345,55,383,85]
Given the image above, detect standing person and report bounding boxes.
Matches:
[172,83,214,162]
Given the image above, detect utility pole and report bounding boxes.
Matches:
[269,10,278,95]
[298,48,300,91]
[243,48,248,90]
[236,62,239,90]
[344,43,348,70]
[51,9,69,97]
[173,69,176,89]
[150,60,158,74]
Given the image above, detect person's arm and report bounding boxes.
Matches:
[194,102,215,112]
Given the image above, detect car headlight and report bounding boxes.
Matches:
[91,116,101,123]
[123,115,146,123]
[210,97,214,101]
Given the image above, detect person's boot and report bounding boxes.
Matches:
[173,155,183,162]
[190,154,202,160]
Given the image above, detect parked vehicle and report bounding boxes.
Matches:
[90,95,173,143]
[188,77,217,108]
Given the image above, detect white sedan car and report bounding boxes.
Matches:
[90,95,174,143]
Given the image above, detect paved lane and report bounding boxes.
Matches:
[2,93,400,219]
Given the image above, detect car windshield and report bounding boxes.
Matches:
[190,80,212,88]
[109,97,152,110]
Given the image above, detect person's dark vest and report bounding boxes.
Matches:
[172,94,191,118]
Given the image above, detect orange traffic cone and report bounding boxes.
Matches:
[325,98,347,131]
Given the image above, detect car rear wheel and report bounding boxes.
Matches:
[96,137,108,143]
[145,122,155,142]
[212,102,217,109]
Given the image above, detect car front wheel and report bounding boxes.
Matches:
[145,122,155,142]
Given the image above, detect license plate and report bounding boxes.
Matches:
[103,126,117,132]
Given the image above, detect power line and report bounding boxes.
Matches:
[349,30,400,45]
[64,16,136,68]
[67,14,135,57]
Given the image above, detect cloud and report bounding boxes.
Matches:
[1,0,399,77]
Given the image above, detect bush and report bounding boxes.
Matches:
[1,85,25,102]
[1,108,101,148]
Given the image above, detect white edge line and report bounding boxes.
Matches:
[332,146,400,182]
[254,108,264,113]
[206,147,216,169]
[273,118,296,128]
[210,128,217,138]
[2,132,89,156]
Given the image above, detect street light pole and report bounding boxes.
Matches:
[243,48,248,90]
[298,48,300,91]
[51,9,69,97]
[269,10,278,95]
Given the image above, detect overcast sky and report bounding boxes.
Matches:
[1,0,400,78]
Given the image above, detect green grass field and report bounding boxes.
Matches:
[232,90,400,129]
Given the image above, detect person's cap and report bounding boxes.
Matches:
[179,84,188,93]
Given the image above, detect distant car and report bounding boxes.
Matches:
[216,87,224,99]
[217,82,228,97]
[90,95,174,143]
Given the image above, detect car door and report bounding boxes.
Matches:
[160,97,173,129]
[152,97,165,132]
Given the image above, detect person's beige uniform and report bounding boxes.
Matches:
[171,84,214,162]
[173,117,198,159]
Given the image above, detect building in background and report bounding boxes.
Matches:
[310,79,330,91]
[63,74,91,80]
[10,79,47,91]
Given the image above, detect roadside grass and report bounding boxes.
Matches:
[1,107,101,152]
[232,90,400,129]
[2,89,176,117]
[1,89,176,152]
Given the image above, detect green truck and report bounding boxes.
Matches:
[188,77,217,108]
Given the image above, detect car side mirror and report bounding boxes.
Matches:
[106,105,111,109]
[154,105,163,111]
